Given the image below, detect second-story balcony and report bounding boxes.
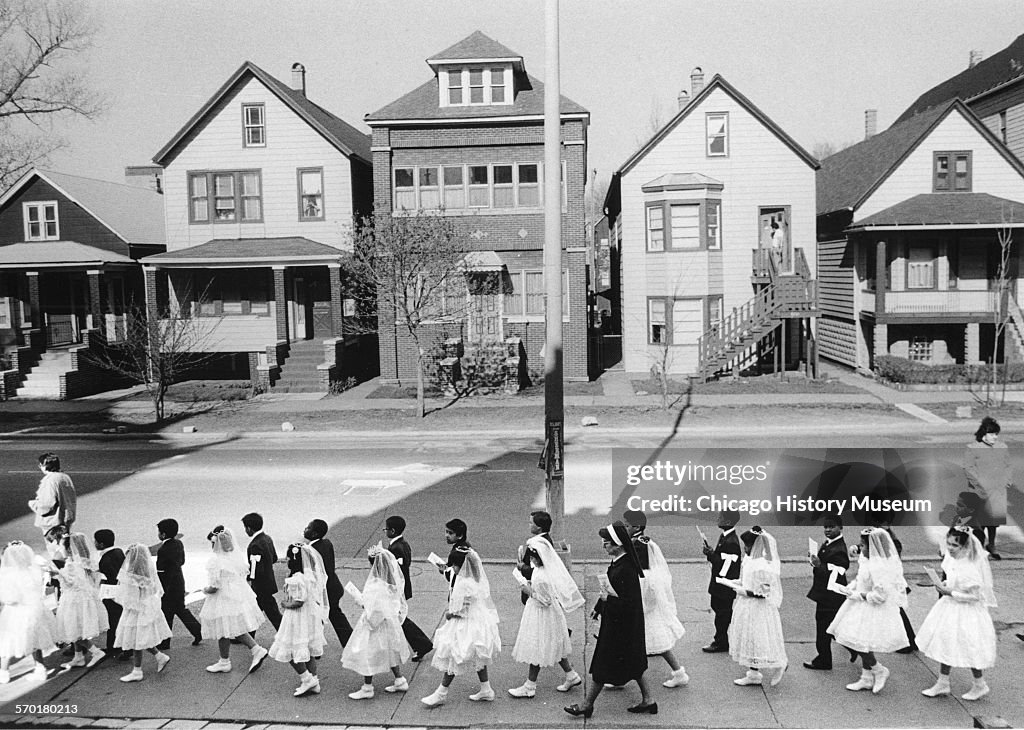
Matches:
[861,288,998,315]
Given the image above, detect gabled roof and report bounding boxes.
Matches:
[426,31,524,71]
[0,168,165,245]
[615,75,819,177]
[0,241,136,269]
[153,62,371,166]
[365,73,587,123]
[817,99,1024,217]
[849,193,1024,230]
[143,237,344,266]
[895,34,1024,124]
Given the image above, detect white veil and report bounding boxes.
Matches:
[862,528,908,609]
[454,548,499,621]
[0,542,43,606]
[363,547,408,624]
[746,529,783,609]
[526,534,585,613]
[296,543,329,621]
[943,527,997,608]
[67,533,97,572]
[209,527,248,577]
[118,543,163,598]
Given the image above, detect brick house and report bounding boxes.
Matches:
[143,61,374,392]
[0,169,165,399]
[364,31,591,384]
[817,99,1024,371]
[605,71,819,380]
[896,35,1024,162]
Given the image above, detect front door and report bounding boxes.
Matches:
[290,276,311,341]
[468,292,502,343]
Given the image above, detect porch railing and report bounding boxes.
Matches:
[862,289,998,313]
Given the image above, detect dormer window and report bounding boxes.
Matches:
[441,65,511,107]
[24,202,58,241]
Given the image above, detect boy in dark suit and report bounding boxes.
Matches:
[242,512,282,631]
[94,529,130,660]
[804,514,849,670]
[384,515,433,662]
[304,519,353,647]
[154,518,202,650]
[701,509,741,652]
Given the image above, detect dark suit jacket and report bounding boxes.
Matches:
[312,537,344,604]
[246,532,278,596]
[98,547,125,586]
[806,536,850,609]
[387,537,414,600]
[707,529,742,598]
[156,538,187,597]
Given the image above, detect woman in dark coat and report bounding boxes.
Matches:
[565,521,654,717]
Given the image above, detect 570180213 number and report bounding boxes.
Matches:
[15,705,78,714]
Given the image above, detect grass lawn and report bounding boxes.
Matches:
[631,374,868,396]
[366,380,602,399]
[123,380,252,403]
[920,401,1024,421]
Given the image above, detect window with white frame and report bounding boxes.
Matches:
[649,299,667,344]
[443,65,510,106]
[242,104,265,147]
[493,165,514,208]
[418,272,466,321]
[469,166,490,207]
[670,204,700,248]
[298,168,324,220]
[443,167,464,209]
[647,206,665,252]
[707,295,724,332]
[646,200,719,251]
[706,200,721,249]
[392,163,560,212]
[518,164,539,206]
[419,167,440,209]
[188,170,263,223]
[23,202,58,241]
[648,297,705,345]
[706,112,729,156]
[503,270,569,318]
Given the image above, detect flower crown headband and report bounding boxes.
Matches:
[367,543,385,559]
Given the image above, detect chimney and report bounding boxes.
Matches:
[690,66,704,98]
[677,89,689,110]
[291,62,306,96]
[969,50,984,68]
[865,109,878,140]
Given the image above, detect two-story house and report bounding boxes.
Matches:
[364,31,591,384]
[605,71,819,380]
[896,35,1024,162]
[817,99,1024,372]
[143,61,373,392]
[0,168,165,399]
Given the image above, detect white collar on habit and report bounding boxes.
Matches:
[389,534,403,545]
[721,528,735,537]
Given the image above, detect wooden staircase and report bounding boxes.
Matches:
[697,247,818,381]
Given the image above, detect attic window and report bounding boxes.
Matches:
[443,65,510,107]
[706,113,728,157]
[934,151,971,192]
[24,202,58,241]
[243,104,265,147]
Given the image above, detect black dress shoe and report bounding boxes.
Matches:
[627,702,658,714]
[989,551,1002,560]
[803,661,831,670]
[564,704,593,718]
[702,643,728,653]
[1017,633,1024,642]
[191,636,203,646]
[895,644,917,654]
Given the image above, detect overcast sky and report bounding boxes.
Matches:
[49,0,1024,190]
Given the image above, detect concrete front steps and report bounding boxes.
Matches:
[13,347,74,399]
[273,338,326,393]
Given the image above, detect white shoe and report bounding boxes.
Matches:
[963,680,990,701]
[86,648,106,668]
[421,688,448,707]
[293,675,320,697]
[557,673,582,692]
[770,665,787,687]
[734,670,763,686]
[384,677,409,693]
[604,683,623,689]
[30,665,47,681]
[248,645,268,673]
[871,664,889,694]
[206,659,232,673]
[65,653,87,668]
[922,676,951,697]
[119,668,143,683]
[846,669,874,692]
[508,682,536,698]
[663,668,690,688]
[469,686,496,701]
[155,653,170,673]
[0,669,9,684]
[348,684,375,700]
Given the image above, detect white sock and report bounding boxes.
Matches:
[250,644,261,654]
[298,671,311,681]
[479,681,492,692]
[436,684,449,695]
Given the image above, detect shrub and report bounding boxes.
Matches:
[875,355,1024,384]
[0,353,12,371]
[328,376,358,395]
[460,344,507,390]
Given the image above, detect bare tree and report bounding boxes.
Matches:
[348,212,469,418]
[86,302,219,423]
[810,139,855,162]
[987,224,1015,406]
[0,0,103,188]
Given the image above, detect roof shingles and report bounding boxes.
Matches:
[852,193,1024,228]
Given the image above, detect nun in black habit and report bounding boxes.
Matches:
[565,521,655,717]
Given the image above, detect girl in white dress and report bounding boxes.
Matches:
[509,534,585,697]
[200,527,268,674]
[342,545,412,699]
[55,533,108,669]
[624,510,688,688]
[0,541,58,684]
[828,528,909,694]
[422,547,502,707]
[917,526,997,701]
[269,543,328,697]
[729,527,787,687]
[113,543,172,683]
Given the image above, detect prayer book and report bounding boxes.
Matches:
[512,568,529,586]
[715,577,743,592]
[696,525,709,545]
[597,574,619,598]
[808,537,819,556]
[426,552,447,568]
[923,566,943,587]
[344,581,363,606]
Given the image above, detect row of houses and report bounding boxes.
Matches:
[2,31,1024,399]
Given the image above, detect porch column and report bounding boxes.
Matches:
[87,269,103,336]
[143,267,159,325]
[8,273,22,330]
[328,263,343,338]
[965,322,981,364]
[273,266,288,342]
[25,271,39,329]
[873,323,888,361]
[875,240,886,315]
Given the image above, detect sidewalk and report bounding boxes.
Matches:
[1,559,1021,729]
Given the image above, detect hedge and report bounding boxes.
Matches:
[875,355,1024,384]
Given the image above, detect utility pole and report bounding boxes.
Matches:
[542,0,565,539]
